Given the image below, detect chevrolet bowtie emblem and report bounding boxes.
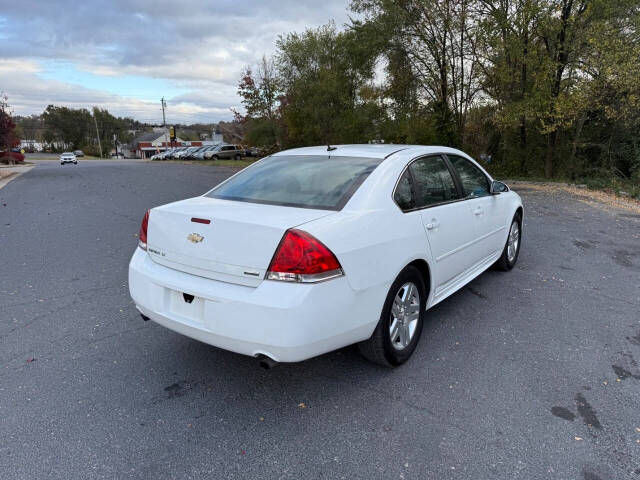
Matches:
[187,233,204,243]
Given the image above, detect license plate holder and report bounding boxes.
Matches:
[169,289,204,322]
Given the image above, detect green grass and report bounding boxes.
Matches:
[505,175,640,200]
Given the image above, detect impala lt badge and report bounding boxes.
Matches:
[187,233,204,243]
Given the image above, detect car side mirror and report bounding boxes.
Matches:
[490,180,509,194]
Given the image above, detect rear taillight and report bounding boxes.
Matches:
[138,210,150,250]
[266,229,343,283]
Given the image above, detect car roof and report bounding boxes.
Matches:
[271,144,468,160]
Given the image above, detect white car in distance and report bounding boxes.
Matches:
[60,152,77,165]
[129,145,523,368]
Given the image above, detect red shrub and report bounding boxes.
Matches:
[0,151,24,164]
[10,151,24,162]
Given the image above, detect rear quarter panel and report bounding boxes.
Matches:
[302,206,433,316]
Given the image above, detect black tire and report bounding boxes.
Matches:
[494,212,522,271]
[212,155,219,160]
[358,265,427,367]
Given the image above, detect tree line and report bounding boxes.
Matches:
[39,106,139,155]
[10,105,148,155]
[237,0,640,182]
[14,108,240,154]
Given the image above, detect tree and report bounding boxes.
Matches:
[43,105,92,151]
[92,107,134,155]
[474,0,639,178]
[475,0,546,174]
[237,56,282,147]
[0,92,18,151]
[537,0,592,178]
[573,0,640,181]
[275,23,384,146]
[237,23,385,147]
[352,0,482,146]
[238,2,640,185]
[240,56,280,121]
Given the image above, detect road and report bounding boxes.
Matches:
[1,159,639,479]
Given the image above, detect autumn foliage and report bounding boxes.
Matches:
[0,92,19,151]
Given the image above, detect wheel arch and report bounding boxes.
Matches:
[406,258,432,306]
[514,204,524,233]
[515,205,523,221]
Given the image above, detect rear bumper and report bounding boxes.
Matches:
[128,248,382,362]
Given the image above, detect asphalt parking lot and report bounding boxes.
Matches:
[1,159,639,479]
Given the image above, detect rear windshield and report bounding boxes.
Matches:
[206,155,382,210]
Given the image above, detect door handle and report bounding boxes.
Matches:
[426,219,440,230]
[473,207,484,216]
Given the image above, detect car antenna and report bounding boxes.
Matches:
[327,144,337,152]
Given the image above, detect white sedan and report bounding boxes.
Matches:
[129,145,523,367]
[60,152,77,165]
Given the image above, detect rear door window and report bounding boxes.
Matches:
[207,155,382,210]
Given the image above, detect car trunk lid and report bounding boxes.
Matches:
[146,196,335,287]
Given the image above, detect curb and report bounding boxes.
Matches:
[0,165,35,191]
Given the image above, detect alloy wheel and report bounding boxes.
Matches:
[389,282,420,350]
[507,221,520,262]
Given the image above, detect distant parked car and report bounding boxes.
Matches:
[192,146,216,160]
[73,150,85,157]
[202,145,221,160]
[245,146,262,157]
[238,145,250,157]
[111,152,125,159]
[167,147,187,159]
[203,145,222,159]
[184,146,208,160]
[156,149,172,160]
[203,144,243,160]
[60,152,77,165]
[151,149,174,160]
[174,147,198,159]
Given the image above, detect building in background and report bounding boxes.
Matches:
[133,131,188,158]
[133,126,229,158]
[19,140,44,152]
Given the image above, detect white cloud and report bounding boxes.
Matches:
[1,0,354,123]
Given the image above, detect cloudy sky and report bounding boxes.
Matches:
[0,0,352,124]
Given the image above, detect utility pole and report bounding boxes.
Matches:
[93,113,103,158]
[161,97,168,150]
